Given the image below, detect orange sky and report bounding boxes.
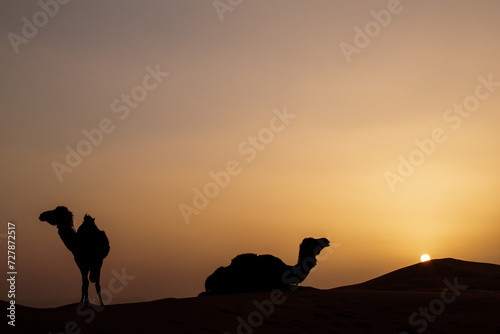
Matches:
[1,0,500,307]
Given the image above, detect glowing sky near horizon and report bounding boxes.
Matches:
[1,0,500,307]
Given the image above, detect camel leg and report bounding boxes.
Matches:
[94,266,104,306]
[80,268,90,305]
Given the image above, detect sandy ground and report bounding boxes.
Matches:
[3,258,500,334]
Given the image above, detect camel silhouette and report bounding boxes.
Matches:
[39,206,110,306]
[202,237,330,295]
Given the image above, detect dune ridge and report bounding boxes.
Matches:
[3,258,499,333]
[339,258,500,291]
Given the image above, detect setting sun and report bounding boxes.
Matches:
[421,254,431,262]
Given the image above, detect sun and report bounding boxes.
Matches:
[420,254,431,262]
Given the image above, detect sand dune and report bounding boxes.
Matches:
[3,258,500,333]
[341,258,500,291]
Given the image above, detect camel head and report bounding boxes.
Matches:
[39,206,74,228]
[298,237,330,259]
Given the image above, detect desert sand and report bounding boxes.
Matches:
[3,258,500,333]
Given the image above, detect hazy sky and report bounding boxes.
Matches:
[1,0,500,307]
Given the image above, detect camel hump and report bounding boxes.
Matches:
[231,253,258,267]
[231,253,286,269]
[77,220,110,259]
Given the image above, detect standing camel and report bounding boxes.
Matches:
[39,206,110,306]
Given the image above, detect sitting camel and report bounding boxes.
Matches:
[202,237,330,295]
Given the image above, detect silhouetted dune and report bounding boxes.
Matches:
[338,258,500,291]
[3,258,500,333]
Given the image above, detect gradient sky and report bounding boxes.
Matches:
[1,0,500,307]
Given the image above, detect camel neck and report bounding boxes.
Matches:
[296,255,318,273]
[57,224,77,253]
[287,253,319,285]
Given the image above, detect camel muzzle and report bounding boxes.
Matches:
[39,211,56,225]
